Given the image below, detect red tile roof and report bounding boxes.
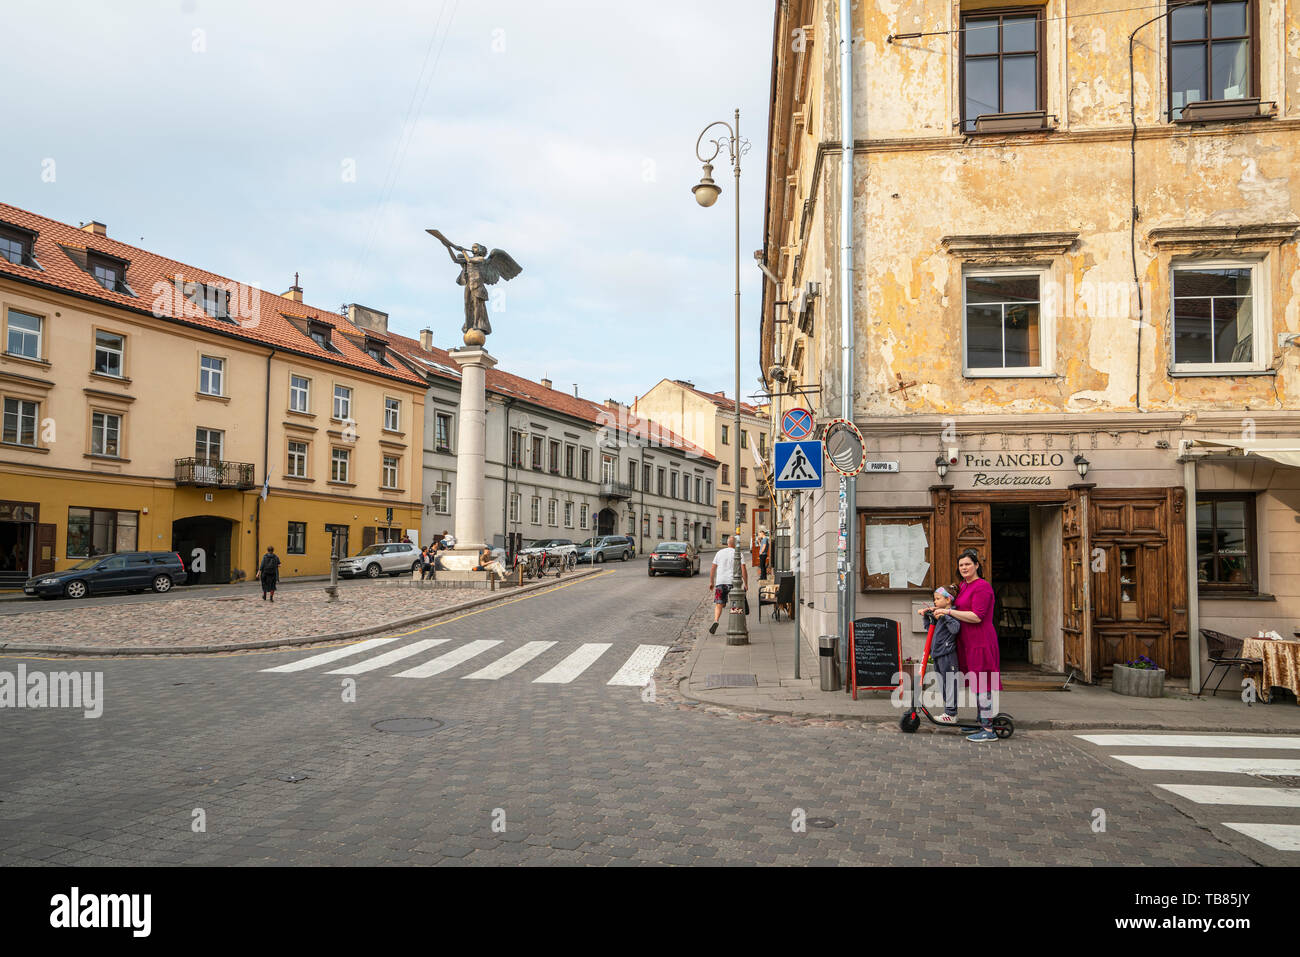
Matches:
[664,379,764,417]
[386,333,718,464]
[0,202,424,386]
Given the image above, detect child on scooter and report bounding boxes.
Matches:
[921,586,962,723]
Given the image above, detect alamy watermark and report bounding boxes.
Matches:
[0,665,103,718]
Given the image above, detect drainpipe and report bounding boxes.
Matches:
[254,348,275,569]
[1181,440,1201,693]
[503,397,515,552]
[837,0,857,669]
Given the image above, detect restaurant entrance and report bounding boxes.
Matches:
[990,505,1032,666]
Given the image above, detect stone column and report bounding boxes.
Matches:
[442,345,497,570]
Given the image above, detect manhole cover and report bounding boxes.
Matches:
[807,817,836,829]
[372,717,444,736]
[705,673,758,689]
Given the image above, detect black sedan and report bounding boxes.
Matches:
[647,541,700,577]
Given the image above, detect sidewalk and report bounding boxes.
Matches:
[681,579,1300,732]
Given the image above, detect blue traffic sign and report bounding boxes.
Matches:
[782,407,814,440]
[773,440,824,490]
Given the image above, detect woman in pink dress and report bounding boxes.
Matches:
[931,548,1002,742]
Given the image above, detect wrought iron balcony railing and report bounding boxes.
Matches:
[599,480,634,500]
[174,457,256,490]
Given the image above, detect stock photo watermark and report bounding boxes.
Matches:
[0,665,103,718]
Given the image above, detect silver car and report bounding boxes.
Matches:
[338,542,421,578]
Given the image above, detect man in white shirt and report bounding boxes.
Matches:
[708,535,749,635]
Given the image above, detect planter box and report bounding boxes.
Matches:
[1176,98,1261,123]
[1111,663,1165,698]
[973,110,1050,134]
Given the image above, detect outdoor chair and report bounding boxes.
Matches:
[1196,629,1263,698]
[759,573,795,621]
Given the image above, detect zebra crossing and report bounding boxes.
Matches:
[1077,733,1300,854]
[259,637,668,688]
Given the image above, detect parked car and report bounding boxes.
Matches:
[518,538,578,569]
[25,551,187,600]
[337,542,421,578]
[606,535,637,558]
[576,536,633,563]
[647,541,700,577]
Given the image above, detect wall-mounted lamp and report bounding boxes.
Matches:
[1074,454,1090,479]
[935,456,949,480]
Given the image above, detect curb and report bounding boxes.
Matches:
[0,567,604,657]
[0,575,332,603]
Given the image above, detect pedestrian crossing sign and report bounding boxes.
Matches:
[773,440,823,490]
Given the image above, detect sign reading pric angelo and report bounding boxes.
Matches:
[962,451,1067,488]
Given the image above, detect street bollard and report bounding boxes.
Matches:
[818,635,841,692]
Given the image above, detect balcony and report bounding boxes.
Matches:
[175,457,256,490]
[600,480,634,500]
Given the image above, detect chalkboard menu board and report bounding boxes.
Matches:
[850,617,901,698]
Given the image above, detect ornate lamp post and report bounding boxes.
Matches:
[693,109,750,645]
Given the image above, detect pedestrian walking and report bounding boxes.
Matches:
[708,535,749,635]
[758,530,770,581]
[939,549,1002,742]
[259,545,281,602]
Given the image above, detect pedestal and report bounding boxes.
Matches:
[447,346,497,565]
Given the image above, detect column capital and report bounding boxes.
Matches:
[449,347,498,371]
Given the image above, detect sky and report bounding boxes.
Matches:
[2,0,775,406]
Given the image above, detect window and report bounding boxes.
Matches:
[628,460,637,489]
[963,271,1047,374]
[195,427,223,464]
[565,444,576,478]
[0,225,37,267]
[547,498,558,526]
[509,492,521,523]
[1197,494,1256,591]
[6,309,41,359]
[643,462,652,490]
[87,253,130,294]
[433,480,451,513]
[287,522,306,555]
[90,411,121,457]
[333,385,352,421]
[960,9,1044,132]
[759,434,767,458]
[365,338,387,364]
[199,355,225,395]
[66,507,138,557]
[670,472,679,498]
[643,515,651,536]
[3,397,38,446]
[1169,1,1255,119]
[308,321,337,352]
[549,439,561,473]
[703,524,711,544]
[738,503,747,522]
[625,512,634,535]
[530,496,542,524]
[721,425,729,445]
[601,454,615,483]
[331,447,350,483]
[741,467,749,488]
[657,515,664,537]
[581,447,591,481]
[564,501,574,527]
[287,440,308,478]
[386,398,402,433]
[741,429,748,449]
[1172,262,1264,372]
[435,411,452,450]
[183,281,229,319]
[721,464,730,486]
[657,468,665,495]
[289,375,310,413]
[721,500,730,522]
[580,504,590,529]
[531,435,544,470]
[510,429,524,468]
[94,331,124,377]
[706,479,713,505]
[695,476,703,502]
[382,455,400,489]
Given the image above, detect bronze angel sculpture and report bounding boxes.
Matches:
[426,229,523,344]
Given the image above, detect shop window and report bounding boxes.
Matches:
[1197,493,1256,592]
[963,270,1047,375]
[1172,262,1265,372]
[67,507,138,557]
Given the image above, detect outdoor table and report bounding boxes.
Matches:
[1241,637,1300,704]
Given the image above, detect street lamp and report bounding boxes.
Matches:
[693,109,750,646]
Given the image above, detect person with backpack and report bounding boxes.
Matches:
[259,545,281,602]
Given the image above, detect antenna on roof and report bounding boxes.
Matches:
[294,271,299,287]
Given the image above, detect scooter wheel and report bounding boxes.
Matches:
[899,712,921,733]
[990,714,1014,739]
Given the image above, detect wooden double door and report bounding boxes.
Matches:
[934,487,1188,681]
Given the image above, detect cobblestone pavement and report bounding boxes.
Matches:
[0,582,484,648]
[0,563,1267,865]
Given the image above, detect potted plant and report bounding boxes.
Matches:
[1111,655,1165,698]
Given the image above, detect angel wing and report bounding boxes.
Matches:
[479,249,523,285]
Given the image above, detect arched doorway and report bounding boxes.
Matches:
[172,516,235,584]
[595,508,617,536]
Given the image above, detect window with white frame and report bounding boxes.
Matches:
[580,503,589,529]
[510,429,524,468]
[385,398,401,432]
[705,479,713,505]
[601,455,615,483]
[289,375,310,412]
[564,501,574,527]
[5,310,41,360]
[433,480,451,513]
[287,440,308,477]
[435,411,452,450]
[547,498,558,526]
[331,447,350,483]
[642,515,650,536]
[195,427,223,464]
[333,385,352,421]
[199,355,225,395]
[382,455,400,489]
[963,269,1049,375]
[509,492,521,523]
[530,496,542,524]
[90,411,121,457]
[581,447,591,481]
[2,397,38,446]
[94,331,124,377]
[1171,261,1265,373]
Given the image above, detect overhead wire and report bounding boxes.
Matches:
[888,1,1202,41]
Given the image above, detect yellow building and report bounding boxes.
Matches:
[0,204,425,586]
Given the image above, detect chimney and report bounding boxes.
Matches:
[346,303,389,335]
[541,377,552,390]
[605,399,620,410]
[80,221,107,237]
[573,384,579,398]
[281,271,303,303]
[419,329,434,351]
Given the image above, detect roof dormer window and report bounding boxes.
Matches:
[308,319,340,353]
[364,337,389,365]
[86,251,134,295]
[182,280,233,321]
[0,223,41,270]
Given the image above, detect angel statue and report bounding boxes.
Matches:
[426,229,523,344]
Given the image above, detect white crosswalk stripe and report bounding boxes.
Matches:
[462,641,556,680]
[607,644,669,686]
[326,639,449,675]
[1079,733,1300,853]
[259,636,402,673]
[533,643,612,683]
[394,639,501,678]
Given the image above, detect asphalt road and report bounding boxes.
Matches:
[0,561,1285,866]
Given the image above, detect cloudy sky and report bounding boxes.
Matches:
[3,0,774,405]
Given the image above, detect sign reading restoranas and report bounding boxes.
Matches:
[861,514,932,591]
[959,451,1068,488]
